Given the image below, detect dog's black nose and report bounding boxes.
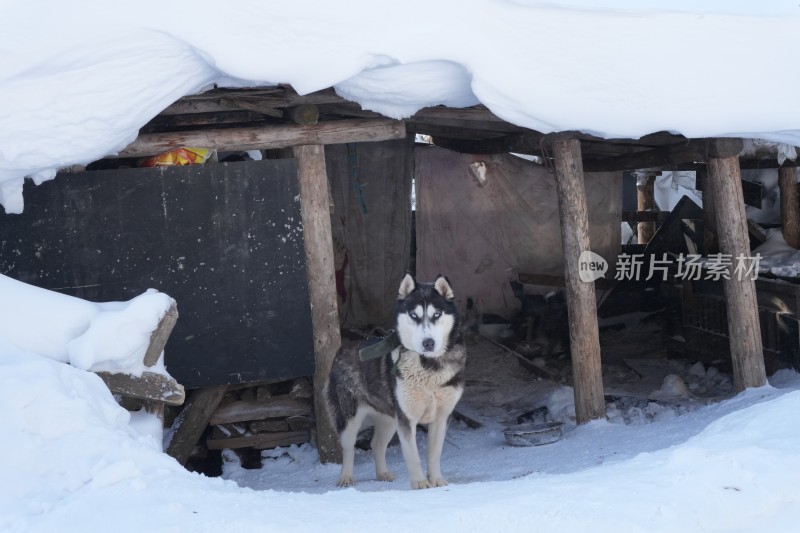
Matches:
[422,338,435,351]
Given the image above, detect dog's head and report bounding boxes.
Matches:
[395,273,459,357]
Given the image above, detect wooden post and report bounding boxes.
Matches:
[550,137,606,423]
[166,385,228,465]
[294,144,343,464]
[705,138,766,391]
[779,163,800,249]
[637,173,657,244]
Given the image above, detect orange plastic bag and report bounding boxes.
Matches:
[140,147,213,167]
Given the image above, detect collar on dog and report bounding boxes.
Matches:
[358,331,402,362]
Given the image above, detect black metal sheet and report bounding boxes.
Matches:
[0,160,315,389]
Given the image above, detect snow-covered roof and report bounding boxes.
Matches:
[3,1,800,213]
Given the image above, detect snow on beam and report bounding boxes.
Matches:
[114,118,406,158]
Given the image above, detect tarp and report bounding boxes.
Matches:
[415,147,621,317]
[326,139,413,328]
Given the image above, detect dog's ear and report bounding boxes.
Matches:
[398,273,416,299]
[433,274,454,301]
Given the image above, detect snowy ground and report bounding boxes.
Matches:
[3,325,800,532]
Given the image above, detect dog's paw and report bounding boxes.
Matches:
[428,477,448,487]
[336,475,356,487]
[376,471,396,482]
[410,479,433,490]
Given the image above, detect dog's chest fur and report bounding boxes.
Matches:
[394,345,465,424]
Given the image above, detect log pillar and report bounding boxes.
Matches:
[705,138,766,391]
[294,144,343,464]
[779,163,800,249]
[550,137,606,423]
[637,173,657,244]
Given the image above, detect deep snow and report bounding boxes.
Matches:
[3,1,800,213]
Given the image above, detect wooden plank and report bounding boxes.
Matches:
[551,137,606,423]
[143,300,178,367]
[206,430,310,450]
[286,415,314,431]
[141,110,271,133]
[706,139,767,391]
[294,143,343,464]
[160,88,345,115]
[115,119,406,158]
[96,371,185,406]
[210,395,312,425]
[250,419,290,433]
[779,164,800,249]
[165,385,228,465]
[223,96,283,118]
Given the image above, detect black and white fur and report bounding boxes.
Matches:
[325,273,466,489]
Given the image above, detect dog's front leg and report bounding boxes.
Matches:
[426,415,449,487]
[397,419,431,489]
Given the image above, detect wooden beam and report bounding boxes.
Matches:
[96,371,185,406]
[432,133,546,156]
[294,144,343,464]
[706,138,766,391]
[160,88,345,115]
[206,430,310,450]
[141,110,271,133]
[209,396,312,425]
[550,137,606,423]
[289,104,320,126]
[165,385,228,465]
[779,164,800,249]
[583,139,709,172]
[115,119,406,158]
[143,301,178,367]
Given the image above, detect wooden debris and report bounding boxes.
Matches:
[166,385,228,465]
[207,430,310,450]
[143,301,178,367]
[96,370,185,406]
[250,419,290,433]
[210,395,312,425]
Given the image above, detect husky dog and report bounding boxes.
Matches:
[325,273,466,489]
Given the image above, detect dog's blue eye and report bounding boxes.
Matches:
[409,312,418,319]
[433,312,441,319]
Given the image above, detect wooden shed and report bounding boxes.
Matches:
[1,84,792,468]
